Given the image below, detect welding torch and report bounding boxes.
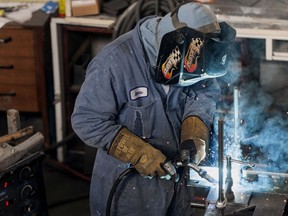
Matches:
[162,156,253,185]
[178,161,218,184]
[161,159,218,184]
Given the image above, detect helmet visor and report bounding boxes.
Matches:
[155,23,236,86]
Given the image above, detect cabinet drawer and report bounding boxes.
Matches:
[0,58,36,85]
[0,29,34,57]
[0,46,35,58]
[0,84,39,112]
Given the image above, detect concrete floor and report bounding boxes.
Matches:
[43,159,91,216]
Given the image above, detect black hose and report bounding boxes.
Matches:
[112,0,176,39]
[106,167,137,216]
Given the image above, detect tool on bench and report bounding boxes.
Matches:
[0,126,34,144]
[0,126,44,172]
[0,110,45,172]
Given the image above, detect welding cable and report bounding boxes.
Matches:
[112,0,176,39]
[106,167,137,216]
[112,1,138,39]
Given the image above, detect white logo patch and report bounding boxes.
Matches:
[221,54,227,65]
[130,87,148,100]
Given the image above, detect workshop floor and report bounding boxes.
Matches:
[43,158,91,216]
[42,157,206,216]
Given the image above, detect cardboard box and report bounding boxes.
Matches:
[71,0,101,17]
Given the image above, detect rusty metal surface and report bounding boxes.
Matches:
[188,163,288,215]
[0,132,44,173]
[250,192,288,216]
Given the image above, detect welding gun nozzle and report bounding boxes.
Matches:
[176,161,218,184]
[198,168,218,184]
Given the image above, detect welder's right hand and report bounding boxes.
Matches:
[108,127,167,177]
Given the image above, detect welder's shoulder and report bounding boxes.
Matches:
[86,33,142,84]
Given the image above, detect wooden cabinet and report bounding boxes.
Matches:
[0,28,39,112]
[0,11,55,148]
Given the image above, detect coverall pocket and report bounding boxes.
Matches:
[123,101,155,139]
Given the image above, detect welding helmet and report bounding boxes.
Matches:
[154,3,236,86]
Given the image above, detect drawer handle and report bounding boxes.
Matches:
[0,91,16,96]
[0,37,12,43]
[0,65,14,69]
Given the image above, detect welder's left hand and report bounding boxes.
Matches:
[180,139,206,165]
[180,116,209,165]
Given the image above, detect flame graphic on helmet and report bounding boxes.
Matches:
[161,46,181,79]
[184,38,203,73]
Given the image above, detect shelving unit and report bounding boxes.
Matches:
[216,14,288,62]
[50,17,113,164]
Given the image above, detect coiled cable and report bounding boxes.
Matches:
[112,0,177,39]
[106,167,137,216]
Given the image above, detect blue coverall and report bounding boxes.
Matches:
[71,17,221,216]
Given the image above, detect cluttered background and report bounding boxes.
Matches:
[1,0,288,215]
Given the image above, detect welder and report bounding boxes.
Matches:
[71,2,236,216]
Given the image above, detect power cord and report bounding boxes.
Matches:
[106,167,137,216]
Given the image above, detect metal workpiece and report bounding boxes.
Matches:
[184,106,288,216]
[224,156,235,202]
[242,168,288,179]
[204,203,225,216]
[248,192,288,216]
[191,157,288,215]
[224,157,255,168]
[205,189,288,216]
[187,108,288,216]
[203,116,228,216]
[202,165,288,216]
[190,163,288,215]
[217,117,226,207]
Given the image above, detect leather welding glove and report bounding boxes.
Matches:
[180,116,209,165]
[108,127,167,177]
